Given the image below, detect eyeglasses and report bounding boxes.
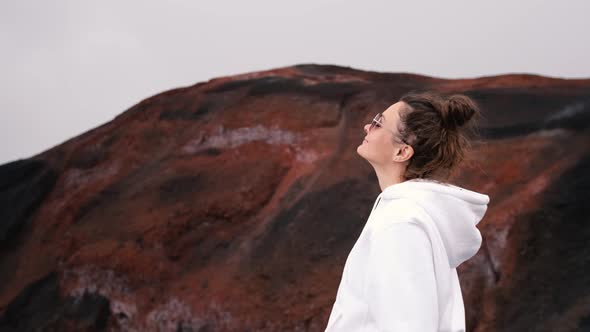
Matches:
[369,113,410,145]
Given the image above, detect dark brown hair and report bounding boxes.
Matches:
[396,90,481,181]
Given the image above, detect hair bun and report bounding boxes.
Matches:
[442,94,478,130]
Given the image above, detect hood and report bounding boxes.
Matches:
[378,178,490,268]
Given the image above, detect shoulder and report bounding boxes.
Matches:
[368,198,430,232]
[366,220,433,261]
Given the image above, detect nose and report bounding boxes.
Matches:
[364,123,371,134]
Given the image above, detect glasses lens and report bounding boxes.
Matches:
[370,114,381,131]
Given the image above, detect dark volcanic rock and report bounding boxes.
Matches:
[0,64,589,331]
[0,159,58,249]
[0,271,111,332]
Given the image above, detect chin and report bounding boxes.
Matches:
[357,145,379,168]
[356,144,368,160]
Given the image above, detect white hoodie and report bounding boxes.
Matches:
[324,178,490,332]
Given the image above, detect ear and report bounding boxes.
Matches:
[393,145,414,163]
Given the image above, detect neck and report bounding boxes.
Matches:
[371,163,406,191]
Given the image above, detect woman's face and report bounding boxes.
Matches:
[356,101,409,166]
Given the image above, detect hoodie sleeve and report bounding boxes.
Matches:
[365,221,439,331]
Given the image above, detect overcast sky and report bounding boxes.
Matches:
[1,0,589,165]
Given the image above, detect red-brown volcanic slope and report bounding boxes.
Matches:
[1,64,589,331]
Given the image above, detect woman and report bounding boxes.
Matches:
[324,91,490,332]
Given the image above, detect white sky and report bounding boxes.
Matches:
[1,0,589,165]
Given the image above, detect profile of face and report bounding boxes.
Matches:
[356,101,414,168]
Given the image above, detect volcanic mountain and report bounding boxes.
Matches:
[1,64,589,331]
